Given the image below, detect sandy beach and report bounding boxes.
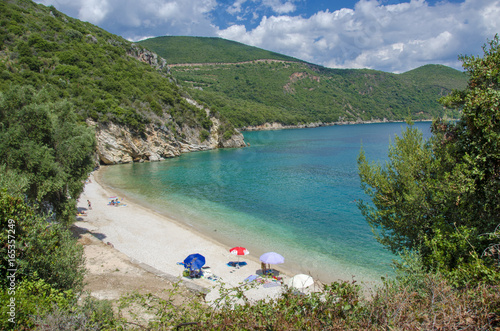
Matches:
[75,169,319,303]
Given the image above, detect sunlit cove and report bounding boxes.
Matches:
[101,122,432,285]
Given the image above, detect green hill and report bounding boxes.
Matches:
[140,36,468,127]
[400,64,468,89]
[138,36,303,64]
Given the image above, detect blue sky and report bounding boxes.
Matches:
[34,0,499,73]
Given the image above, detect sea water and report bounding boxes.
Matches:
[100,122,432,284]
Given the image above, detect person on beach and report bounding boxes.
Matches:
[87,200,92,210]
[261,262,267,274]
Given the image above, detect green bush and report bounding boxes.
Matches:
[33,296,118,331]
[0,279,118,330]
[54,64,81,78]
[0,85,96,223]
[199,129,209,142]
[223,129,235,140]
[28,33,55,52]
[64,29,83,41]
[117,274,500,330]
[0,191,86,292]
[0,279,75,330]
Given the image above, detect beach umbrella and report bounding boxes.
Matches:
[260,252,284,265]
[288,274,314,289]
[229,246,249,256]
[229,246,249,267]
[183,253,206,271]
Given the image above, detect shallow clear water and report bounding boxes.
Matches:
[101,122,432,284]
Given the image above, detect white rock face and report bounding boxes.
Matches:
[89,118,246,165]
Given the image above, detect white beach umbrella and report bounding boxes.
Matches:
[259,252,284,265]
[288,274,314,289]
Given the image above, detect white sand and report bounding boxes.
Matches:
[76,170,315,303]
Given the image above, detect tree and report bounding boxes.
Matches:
[358,36,500,283]
[0,85,96,223]
[436,34,500,232]
[357,123,436,254]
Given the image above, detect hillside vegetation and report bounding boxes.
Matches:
[138,36,303,64]
[139,36,468,128]
[0,0,233,135]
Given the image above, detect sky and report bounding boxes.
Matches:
[33,0,499,73]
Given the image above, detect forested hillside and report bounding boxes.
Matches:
[0,1,236,135]
[139,36,468,128]
[0,1,242,327]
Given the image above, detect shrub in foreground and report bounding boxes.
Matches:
[116,273,500,330]
[0,191,86,292]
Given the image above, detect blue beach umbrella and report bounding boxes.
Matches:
[183,253,206,271]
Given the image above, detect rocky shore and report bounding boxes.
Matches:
[239,118,417,131]
[90,105,246,165]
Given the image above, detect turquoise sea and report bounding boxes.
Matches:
[100,122,432,284]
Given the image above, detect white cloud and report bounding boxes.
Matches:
[78,0,109,24]
[227,0,248,15]
[218,0,500,72]
[261,0,297,14]
[478,0,500,36]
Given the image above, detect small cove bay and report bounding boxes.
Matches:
[101,122,432,285]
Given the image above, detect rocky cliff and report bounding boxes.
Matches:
[127,44,168,72]
[91,105,246,165]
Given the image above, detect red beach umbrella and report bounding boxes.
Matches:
[229,247,249,267]
[229,247,249,256]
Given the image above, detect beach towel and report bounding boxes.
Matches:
[227,261,248,267]
[244,275,258,282]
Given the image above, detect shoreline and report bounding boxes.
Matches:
[93,165,387,289]
[77,169,308,301]
[93,168,297,278]
[238,119,435,132]
[95,166,375,286]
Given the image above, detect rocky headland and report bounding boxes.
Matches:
[92,46,247,165]
[91,114,246,165]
